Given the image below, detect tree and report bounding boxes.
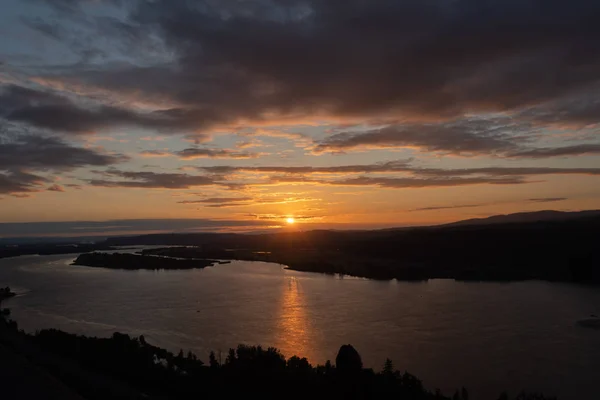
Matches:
[382,358,394,375]
[461,387,469,400]
[225,348,236,365]
[335,344,362,373]
[209,351,219,368]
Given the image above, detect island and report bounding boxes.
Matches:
[72,252,223,270]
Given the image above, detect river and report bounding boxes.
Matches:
[0,251,599,399]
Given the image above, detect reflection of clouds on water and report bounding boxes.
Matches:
[277,277,310,358]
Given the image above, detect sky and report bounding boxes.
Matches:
[1,0,600,236]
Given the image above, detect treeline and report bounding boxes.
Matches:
[112,216,600,283]
[0,315,555,400]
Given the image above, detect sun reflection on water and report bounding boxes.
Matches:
[278,276,310,358]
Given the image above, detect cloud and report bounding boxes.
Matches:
[328,176,527,189]
[313,120,600,158]
[0,218,275,238]
[178,197,253,205]
[313,120,522,155]
[506,144,600,158]
[246,213,322,222]
[528,197,568,203]
[0,83,220,135]
[20,0,600,135]
[411,196,569,211]
[412,204,486,212]
[0,170,48,195]
[414,166,600,177]
[0,132,128,170]
[139,150,170,158]
[47,184,66,192]
[175,147,260,160]
[197,160,413,175]
[89,170,217,189]
[198,161,600,179]
[0,123,127,195]
[177,195,315,208]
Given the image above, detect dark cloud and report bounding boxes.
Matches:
[0,218,273,238]
[47,184,66,192]
[197,161,414,174]
[0,132,127,170]
[529,197,568,203]
[329,176,526,189]
[23,0,600,135]
[204,203,254,208]
[412,204,486,212]
[0,84,207,135]
[178,197,253,205]
[88,170,217,189]
[313,121,522,155]
[313,120,600,158]
[0,170,48,195]
[139,150,169,157]
[411,196,569,211]
[0,122,126,195]
[198,162,600,178]
[506,144,600,158]
[414,166,600,177]
[175,148,260,160]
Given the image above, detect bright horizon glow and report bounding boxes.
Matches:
[287,218,295,224]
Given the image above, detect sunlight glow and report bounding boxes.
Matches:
[286,217,295,224]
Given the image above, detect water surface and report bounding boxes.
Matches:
[1,253,599,399]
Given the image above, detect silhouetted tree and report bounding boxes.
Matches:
[497,392,508,400]
[335,344,362,373]
[287,355,312,373]
[461,387,469,400]
[209,351,219,368]
[225,348,236,365]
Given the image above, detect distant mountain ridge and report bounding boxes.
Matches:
[442,210,600,227]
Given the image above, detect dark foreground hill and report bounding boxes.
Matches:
[0,311,555,400]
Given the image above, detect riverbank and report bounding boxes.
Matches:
[139,246,599,283]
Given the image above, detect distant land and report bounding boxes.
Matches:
[2,210,600,284]
[72,252,224,270]
[442,210,600,227]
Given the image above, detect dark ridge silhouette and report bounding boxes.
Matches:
[2,210,600,284]
[72,252,220,270]
[132,214,600,283]
[0,312,556,400]
[442,210,600,227]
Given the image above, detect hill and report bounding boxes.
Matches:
[442,210,600,227]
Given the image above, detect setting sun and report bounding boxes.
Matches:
[286,217,295,224]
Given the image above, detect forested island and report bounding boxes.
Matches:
[0,310,554,400]
[72,252,221,270]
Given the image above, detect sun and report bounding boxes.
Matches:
[286,217,295,224]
